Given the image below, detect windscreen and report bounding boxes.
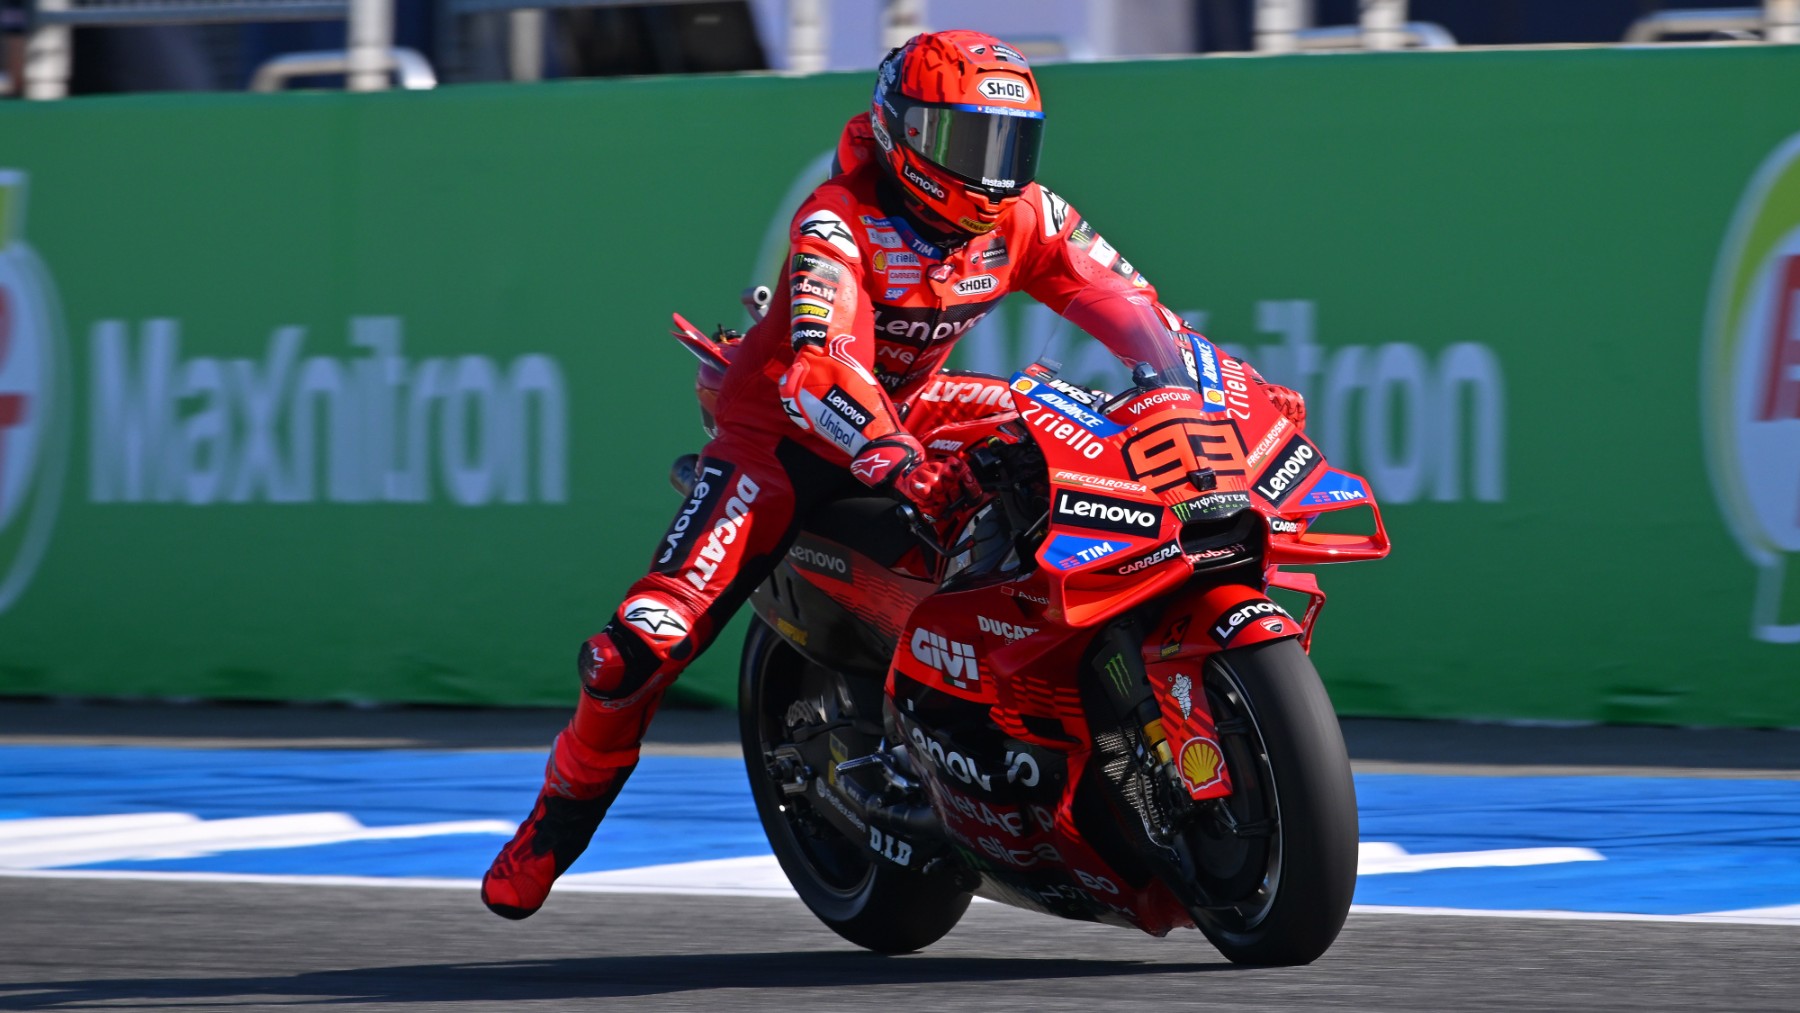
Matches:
[1056,289,1201,392]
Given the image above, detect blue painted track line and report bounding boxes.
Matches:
[2,746,1798,919]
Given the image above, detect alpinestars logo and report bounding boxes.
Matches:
[1704,132,1800,642]
[0,170,70,619]
[621,596,689,640]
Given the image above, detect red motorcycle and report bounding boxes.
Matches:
[668,289,1389,965]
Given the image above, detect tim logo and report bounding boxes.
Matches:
[1704,134,1800,642]
[0,170,68,619]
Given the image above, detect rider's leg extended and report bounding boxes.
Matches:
[481,433,841,919]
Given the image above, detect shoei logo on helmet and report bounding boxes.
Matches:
[902,162,947,201]
[977,77,1031,104]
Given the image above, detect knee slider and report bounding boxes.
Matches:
[576,624,662,701]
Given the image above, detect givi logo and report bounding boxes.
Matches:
[1704,134,1800,643]
[0,170,70,618]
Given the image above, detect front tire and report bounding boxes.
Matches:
[738,620,972,953]
[1184,638,1358,966]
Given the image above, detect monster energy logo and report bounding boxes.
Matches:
[1172,501,1196,523]
[1102,654,1132,697]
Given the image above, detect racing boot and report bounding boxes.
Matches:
[481,619,676,919]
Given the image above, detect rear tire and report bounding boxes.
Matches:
[1185,638,1358,966]
[738,620,972,953]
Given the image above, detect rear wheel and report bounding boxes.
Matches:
[1181,638,1358,965]
[738,620,972,953]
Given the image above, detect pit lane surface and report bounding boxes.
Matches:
[3,878,1796,1012]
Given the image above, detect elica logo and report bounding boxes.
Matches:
[1704,132,1800,643]
[0,171,70,619]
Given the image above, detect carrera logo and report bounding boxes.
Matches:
[977,76,1031,104]
[1115,541,1180,575]
[1053,488,1162,538]
[902,163,948,200]
[1210,599,1291,646]
[1253,435,1322,507]
[953,274,998,297]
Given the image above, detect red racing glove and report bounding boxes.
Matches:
[851,435,979,522]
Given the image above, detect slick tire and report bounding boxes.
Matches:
[739,620,972,954]
[1192,638,1358,966]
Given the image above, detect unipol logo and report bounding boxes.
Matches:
[0,170,69,619]
[1704,133,1800,643]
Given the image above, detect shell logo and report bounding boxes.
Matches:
[1703,135,1800,643]
[0,171,69,619]
[1178,736,1224,793]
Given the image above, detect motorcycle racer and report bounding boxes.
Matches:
[481,28,1307,920]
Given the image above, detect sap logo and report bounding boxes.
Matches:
[910,627,979,685]
[953,274,998,297]
[977,77,1031,103]
[683,473,761,591]
[977,615,1037,640]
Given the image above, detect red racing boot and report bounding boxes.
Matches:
[481,624,671,919]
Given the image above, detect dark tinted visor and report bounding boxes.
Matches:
[900,101,1044,194]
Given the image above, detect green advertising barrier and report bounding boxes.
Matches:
[2,46,1798,725]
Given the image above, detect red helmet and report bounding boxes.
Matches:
[871,30,1045,236]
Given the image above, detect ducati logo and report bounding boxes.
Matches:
[0,171,69,619]
[1703,133,1800,642]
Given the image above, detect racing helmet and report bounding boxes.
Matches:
[871,30,1045,235]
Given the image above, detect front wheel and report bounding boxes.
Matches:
[1182,638,1358,966]
[738,620,972,953]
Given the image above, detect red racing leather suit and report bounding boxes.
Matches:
[539,115,1297,816]
[482,115,1310,919]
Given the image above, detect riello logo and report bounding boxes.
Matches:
[1704,133,1800,643]
[0,171,71,618]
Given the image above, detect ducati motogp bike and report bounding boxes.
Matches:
[666,288,1389,965]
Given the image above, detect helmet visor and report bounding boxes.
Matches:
[900,101,1045,195]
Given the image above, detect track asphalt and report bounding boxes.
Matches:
[1,701,1797,1011]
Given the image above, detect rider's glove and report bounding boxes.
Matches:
[851,435,978,522]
